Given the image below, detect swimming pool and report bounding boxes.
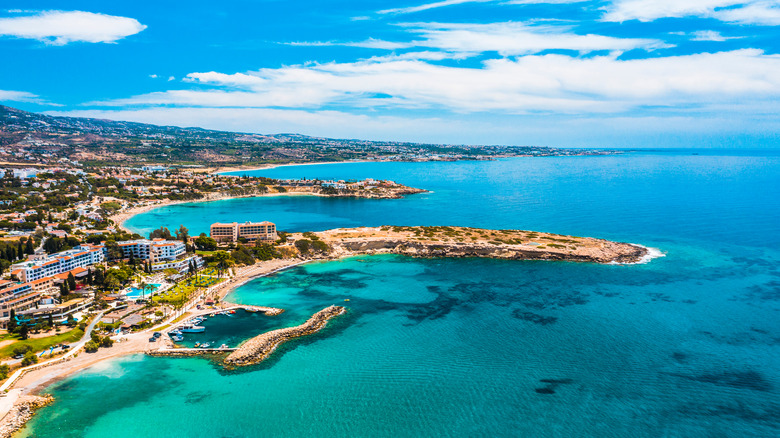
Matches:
[125,283,162,298]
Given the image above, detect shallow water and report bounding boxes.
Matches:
[23,151,780,437]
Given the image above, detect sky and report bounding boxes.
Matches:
[1,1,779,148]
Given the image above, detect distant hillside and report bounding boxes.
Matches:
[0,105,605,167]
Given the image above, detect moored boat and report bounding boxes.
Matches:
[178,324,206,333]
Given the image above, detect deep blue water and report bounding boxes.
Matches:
[23,151,780,437]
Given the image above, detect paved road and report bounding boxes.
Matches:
[0,310,105,393]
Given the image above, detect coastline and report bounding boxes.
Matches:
[211,159,374,175]
[111,191,323,233]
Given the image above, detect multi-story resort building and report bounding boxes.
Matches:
[117,238,202,272]
[1,238,203,328]
[10,244,106,283]
[210,221,278,243]
[118,239,186,263]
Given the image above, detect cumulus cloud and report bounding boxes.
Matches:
[689,30,737,41]
[602,0,780,25]
[90,49,780,116]
[290,22,670,57]
[0,89,43,103]
[0,10,146,45]
[378,0,584,15]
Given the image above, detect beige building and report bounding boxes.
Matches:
[210,221,278,243]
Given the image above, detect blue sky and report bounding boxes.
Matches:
[1,1,779,147]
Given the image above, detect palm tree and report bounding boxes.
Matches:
[138,280,148,300]
[213,251,233,278]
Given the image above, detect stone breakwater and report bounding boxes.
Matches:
[330,237,647,264]
[0,394,53,438]
[224,306,346,367]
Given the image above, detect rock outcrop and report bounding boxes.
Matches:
[312,226,649,264]
[224,305,346,367]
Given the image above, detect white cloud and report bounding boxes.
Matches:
[290,22,670,58]
[0,89,43,103]
[90,49,780,116]
[378,0,583,15]
[690,30,736,41]
[400,22,670,55]
[0,10,146,45]
[602,0,780,25]
[149,74,158,79]
[379,0,493,15]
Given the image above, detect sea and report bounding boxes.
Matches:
[21,150,780,437]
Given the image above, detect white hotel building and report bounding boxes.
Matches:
[10,244,106,283]
[117,239,202,272]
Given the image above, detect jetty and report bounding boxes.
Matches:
[148,347,236,357]
[224,305,346,367]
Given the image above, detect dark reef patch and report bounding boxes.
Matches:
[535,378,574,395]
[512,310,558,325]
[669,370,772,392]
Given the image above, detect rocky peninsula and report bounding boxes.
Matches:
[292,226,649,264]
[224,306,346,367]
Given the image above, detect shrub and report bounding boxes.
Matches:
[0,364,10,380]
[99,336,114,348]
[21,351,38,367]
[12,345,33,357]
[295,239,311,254]
[84,341,99,353]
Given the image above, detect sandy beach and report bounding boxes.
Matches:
[0,257,310,436]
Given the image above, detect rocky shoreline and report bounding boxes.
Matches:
[0,394,53,438]
[311,226,651,265]
[224,306,347,367]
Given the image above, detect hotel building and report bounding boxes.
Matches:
[210,221,278,243]
[10,245,106,283]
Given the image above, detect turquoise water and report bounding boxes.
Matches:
[23,151,780,437]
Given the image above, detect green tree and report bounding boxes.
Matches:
[99,336,114,348]
[295,239,312,255]
[94,268,105,285]
[176,225,190,244]
[194,234,218,251]
[84,341,99,353]
[19,323,29,340]
[7,309,17,333]
[149,227,173,240]
[0,364,10,380]
[25,238,34,255]
[67,272,77,291]
[21,351,38,366]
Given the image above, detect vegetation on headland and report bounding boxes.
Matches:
[1,104,618,168]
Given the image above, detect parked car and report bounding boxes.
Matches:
[148,337,157,342]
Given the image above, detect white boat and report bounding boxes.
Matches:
[171,334,183,342]
[199,342,211,348]
[178,324,205,333]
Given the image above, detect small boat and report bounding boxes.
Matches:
[199,342,211,348]
[219,344,229,349]
[194,342,201,348]
[169,330,182,336]
[178,324,206,333]
[171,335,183,342]
[245,308,259,313]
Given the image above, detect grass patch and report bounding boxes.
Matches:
[0,329,84,359]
